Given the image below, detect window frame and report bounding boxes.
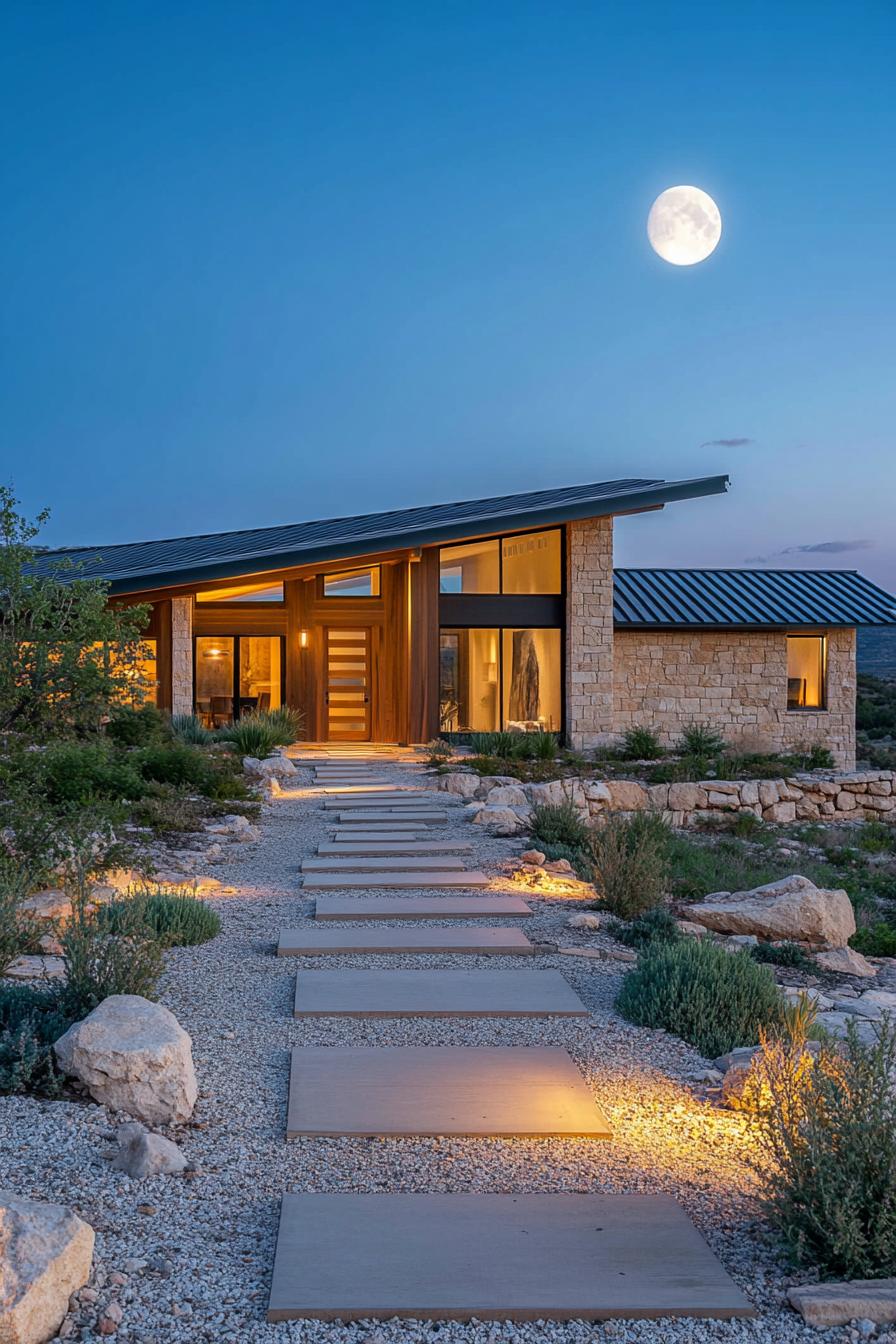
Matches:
[320,566,382,600]
[438,624,564,736]
[438,527,563,597]
[785,632,828,712]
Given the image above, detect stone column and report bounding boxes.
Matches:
[170,596,193,716]
[565,517,615,750]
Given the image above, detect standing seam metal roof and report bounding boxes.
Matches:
[613,568,896,627]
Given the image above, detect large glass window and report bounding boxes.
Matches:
[195,635,284,726]
[501,530,562,595]
[323,567,381,597]
[239,636,282,714]
[787,635,827,710]
[440,626,560,732]
[439,529,560,594]
[195,637,235,727]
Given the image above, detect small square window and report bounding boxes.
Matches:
[787,635,827,710]
[323,567,381,598]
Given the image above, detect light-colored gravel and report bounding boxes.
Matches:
[0,759,873,1343]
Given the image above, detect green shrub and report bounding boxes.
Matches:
[423,739,453,767]
[262,704,305,745]
[756,1016,896,1278]
[667,833,783,903]
[750,940,815,971]
[41,740,146,805]
[0,861,42,975]
[0,983,72,1096]
[530,730,559,761]
[676,723,727,756]
[135,740,249,799]
[219,712,281,758]
[530,799,591,852]
[98,886,220,947]
[858,820,896,854]
[59,901,163,1019]
[606,906,683,950]
[540,842,594,881]
[470,731,518,757]
[616,938,784,1059]
[106,704,171,747]
[590,812,670,919]
[171,713,214,745]
[619,726,664,760]
[851,922,896,957]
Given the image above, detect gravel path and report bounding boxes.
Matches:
[1,759,868,1344]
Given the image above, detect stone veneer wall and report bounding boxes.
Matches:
[613,627,856,768]
[565,517,615,751]
[171,596,193,716]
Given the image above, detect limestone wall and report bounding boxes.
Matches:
[565,517,615,751]
[171,596,193,716]
[612,627,856,768]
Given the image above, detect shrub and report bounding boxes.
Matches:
[98,886,220,947]
[423,739,453,767]
[676,723,727,757]
[540,842,594,881]
[0,983,72,1096]
[530,730,559,761]
[530,798,591,852]
[606,905,683,951]
[0,862,42,975]
[616,938,784,1059]
[40,740,146,806]
[470,731,518,757]
[135,741,249,799]
[755,1015,896,1278]
[262,704,305,745]
[858,820,896,854]
[129,787,214,835]
[750,940,815,971]
[589,812,670,919]
[171,713,214,745]
[59,900,163,1019]
[851,922,896,957]
[105,704,171,747]
[667,833,784,903]
[219,712,281,759]
[619,726,663,760]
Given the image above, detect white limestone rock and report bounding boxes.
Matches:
[484,784,529,809]
[110,1122,188,1178]
[4,956,65,982]
[814,945,877,978]
[567,913,601,930]
[788,1279,896,1328]
[686,874,855,948]
[437,772,480,799]
[242,754,297,779]
[54,995,197,1125]
[0,1191,94,1344]
[19,890,71,922]
[471,806,527,836]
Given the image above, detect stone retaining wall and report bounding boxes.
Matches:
[438,768,896,832]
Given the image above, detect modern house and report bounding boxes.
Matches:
[41,475,896,766]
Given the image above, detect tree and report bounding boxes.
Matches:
[0,486,151,738]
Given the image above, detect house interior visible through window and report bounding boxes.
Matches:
[323,567,381,597]
[439,529,561,594]
[194,636,283,726]
[439,627,560,732]
[196,582,284,602]
[786,635,827,709]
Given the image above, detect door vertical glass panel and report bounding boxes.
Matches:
[239,637,282,715]
[502,628,561,731]
[326,628,371,741]
[195,638,235,728]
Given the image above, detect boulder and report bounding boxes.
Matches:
[54,995,197,1125]
[242,754,297,779]
[110,1122,187,1178]
[4,956,66,982]
[520,849,546,865]
[19,891,70,922]
[686,875,855,948]
[471,806,527,836]
[667,783,708,812]
[604,780,648,812]
[567,913,601,930]
[525,779,587,812]
[814,946,877,978]
[583,781,611,805]
[484,785,529,809]
[438,772,480,799]
[764,801,796,824]
[0,1192,94,1344]
[788,1279,896,1328]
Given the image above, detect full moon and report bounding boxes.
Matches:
[647,185,722,265]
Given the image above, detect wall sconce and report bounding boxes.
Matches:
[299,630,309,649]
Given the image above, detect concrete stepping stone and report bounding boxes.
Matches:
[331,829,424,839]
[277,927,534,956]
[319,841,472,855]
[301,870,488,890]
[293,969,586,1018]
[336,811,448,824]
[303,857,467,873]
[322,796,439,808]
[267,1192,755,1322]
[286,1046,611,1139]
[314,895,533,920]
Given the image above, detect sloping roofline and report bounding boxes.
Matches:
[614,566,896,628]
[36,474,729,595]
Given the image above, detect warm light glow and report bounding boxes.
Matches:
[299,630,309,649]
[647,185,722,266]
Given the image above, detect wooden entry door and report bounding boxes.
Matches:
[325,627,372,740]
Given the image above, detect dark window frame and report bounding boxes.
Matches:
[192,634,287,722]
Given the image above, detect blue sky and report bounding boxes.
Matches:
[2,2,895,586]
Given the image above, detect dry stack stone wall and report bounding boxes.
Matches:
[565,516,615,751]
[613,627,856,768]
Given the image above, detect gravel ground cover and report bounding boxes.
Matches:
[1,758,877,1344]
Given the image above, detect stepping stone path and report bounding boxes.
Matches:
[269,750,750,1321]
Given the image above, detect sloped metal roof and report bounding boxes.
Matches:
[35,474,727,594]
[614,568,896,627]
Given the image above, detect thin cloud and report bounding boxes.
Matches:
[746,540,875,564]
[700,436,753,448]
